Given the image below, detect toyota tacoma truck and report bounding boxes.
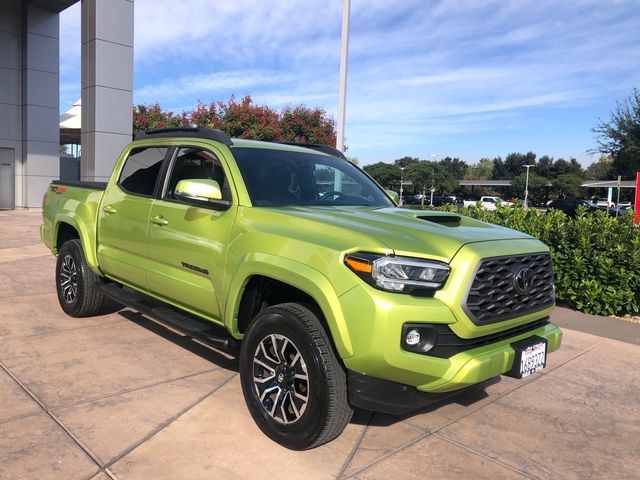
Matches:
[41,128,561,450]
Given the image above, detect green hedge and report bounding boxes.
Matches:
[430,204,640,316]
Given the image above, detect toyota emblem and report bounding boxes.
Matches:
[514,267,533,294]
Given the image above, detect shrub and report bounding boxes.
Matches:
[433,203,640,316]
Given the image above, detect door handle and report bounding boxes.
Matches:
[151,216,169,226]
[103,205,117,214]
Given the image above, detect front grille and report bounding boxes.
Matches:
[464,252,555,325]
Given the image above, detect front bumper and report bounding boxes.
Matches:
[339,281,561,394]
[346,321,561,415]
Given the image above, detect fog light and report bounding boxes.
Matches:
[405,329,421,346]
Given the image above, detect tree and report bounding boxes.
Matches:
[363,162,401,189]
[586,155,614,180]
[511,172,548,200]
[552,157,583,177]
[186,101,221,128]
[465,158,493,178]
[407,161,436,204]
[553,173,584,198]
[503,152,537,179]
[217,96,281,141]
[133,103,183,132]
[394,156,420,168]
[133,96,338,145]
[406,161,455,205]
[592,87,640,179]
[280,104,337,145]
[492,157,508,179]
[439,156,467,179]
[536,155,554,179]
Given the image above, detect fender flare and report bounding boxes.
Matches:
[225,253,354,358]
[54,213,100,274]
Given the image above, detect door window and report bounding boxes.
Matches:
[164,147,230,201]
[118,147,168,196]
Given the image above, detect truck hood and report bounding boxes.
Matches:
[268,206,534,263]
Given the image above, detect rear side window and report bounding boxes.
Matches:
[119,147,168,196]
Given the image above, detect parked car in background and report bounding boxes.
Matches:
[595,198,615,209]
[463,196,513,211]
[426,195,456,207]
[403,195,457,207]
[617,205,635,216]
[529,199,548,208]
[547,198,615,217]
[401,195,419,205]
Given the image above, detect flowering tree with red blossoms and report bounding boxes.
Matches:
[133,96,338,147]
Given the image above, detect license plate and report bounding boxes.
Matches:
[507,336,547,379]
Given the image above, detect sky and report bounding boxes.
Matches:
[59,0,640,167]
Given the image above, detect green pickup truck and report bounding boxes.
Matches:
[41,128,561,449]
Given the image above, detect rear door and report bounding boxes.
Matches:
[146,145,236,323]
[97,146,170,288]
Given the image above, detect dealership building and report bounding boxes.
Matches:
[0,0,133,209]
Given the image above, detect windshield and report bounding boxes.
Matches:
[231,147,393,207]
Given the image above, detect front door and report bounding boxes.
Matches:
[0,148,14,210]
[97,146,170,288]
[146,146,236,323]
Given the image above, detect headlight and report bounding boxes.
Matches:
[344,253,450,293]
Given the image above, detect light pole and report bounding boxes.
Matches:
[430,178,435,206]
[399,167,405,206]
[523,164,535,209]
[336,0,350,152]
[429,154,440,206]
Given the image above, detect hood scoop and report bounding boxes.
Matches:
[417,214,461,226]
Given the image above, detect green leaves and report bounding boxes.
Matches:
[446,206,640,316]
[592,87,640,180]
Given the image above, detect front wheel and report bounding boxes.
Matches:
[239,303,353,450]
[55,239,105,317]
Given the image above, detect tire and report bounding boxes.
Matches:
[55,239,105,317]
[239,303,353,450]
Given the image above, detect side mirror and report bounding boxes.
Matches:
[386,190,399,204]
[174,179,231,210]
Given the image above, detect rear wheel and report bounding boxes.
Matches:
[239,303,353,450]
[55,239,105,317]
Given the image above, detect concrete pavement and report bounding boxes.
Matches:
[1,210,639,479]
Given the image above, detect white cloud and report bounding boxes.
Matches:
[135,70,293,103]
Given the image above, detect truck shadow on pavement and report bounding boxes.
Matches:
[110,302,499,428]
[116,308,240,373]
[351,377,499,427]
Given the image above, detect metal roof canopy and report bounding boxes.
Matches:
[581,180,637,189]
[459,179,553,187]
[459,179,636,189]
[459,179,512,186]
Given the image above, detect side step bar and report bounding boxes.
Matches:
[96,282,238,353]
